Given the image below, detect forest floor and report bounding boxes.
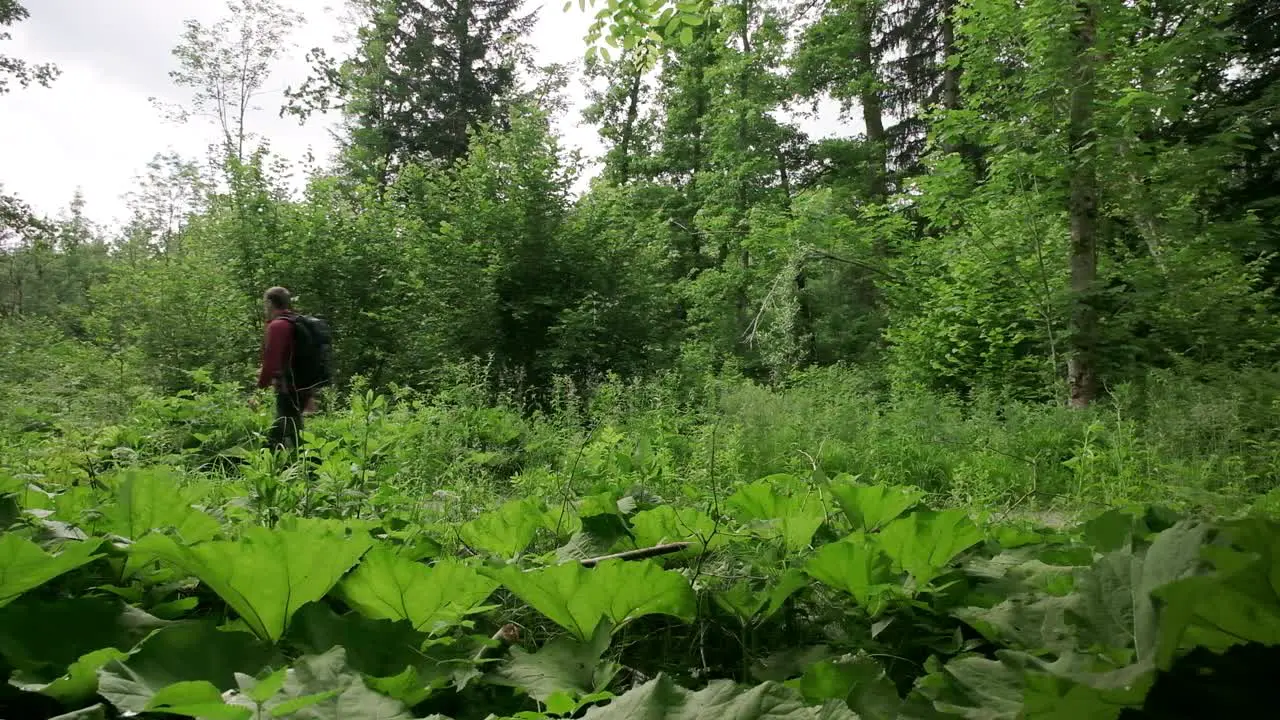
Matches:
[2,363,1279,719]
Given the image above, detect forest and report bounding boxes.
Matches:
[2,0,1280,718]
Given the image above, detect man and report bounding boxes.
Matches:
[256,286,315,451]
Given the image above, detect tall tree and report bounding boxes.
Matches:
[286,0,536,182]
[1065,0,1099,408]
[156,0,301,167]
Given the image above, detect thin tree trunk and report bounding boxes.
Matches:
[618,70,642,184]
[1066,0,1099,408]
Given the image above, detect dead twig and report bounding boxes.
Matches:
[579,542,693,568]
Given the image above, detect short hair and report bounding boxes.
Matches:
[264,286,292,310]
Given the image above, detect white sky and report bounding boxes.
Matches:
[0,0,848,228]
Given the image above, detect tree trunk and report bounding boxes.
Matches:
[856,0,888,202]
[940,0,961,112]
[617,62,643,184]
[1066,0,1099,408]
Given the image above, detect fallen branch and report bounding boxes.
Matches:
[580,542,692,568]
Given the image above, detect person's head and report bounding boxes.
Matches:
[264,286,292,319]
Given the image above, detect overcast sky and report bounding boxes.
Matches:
[1,0,847,228]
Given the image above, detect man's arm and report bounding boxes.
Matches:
[257,319,293,389]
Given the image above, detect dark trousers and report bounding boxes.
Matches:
[269,389,310,451]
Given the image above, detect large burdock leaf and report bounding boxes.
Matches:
[1150,518,1280,669]
[97,468,220,544]
[788,653,902,720]
[727,480,827,552]
[460,498,548,558]
[878,510,984,586]
[826,477,924,532]
[631,505,727,559]
[489,559,697,641]
[337,547,497,634]
[0,534,103,608]
[1,596,170,703]
[804,534,897,614]
[132,519,373,643]
[713,568,809,626]
[580,674,859,719]
[222,647,423,720]
[491,618,619,703]
[97,619,278,714]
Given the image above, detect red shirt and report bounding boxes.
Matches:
[257,315,295,389]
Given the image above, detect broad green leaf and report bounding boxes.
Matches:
[826,478,923,532]
[727,481,827,552]
[338,547,497,634]
[241,667,288,704]
[489,558,697,640]
[958,521,1211,657]
[913,655,1023,719]
[579,674,859,718]
[630,505,727,559]
[133,519,372,642]
[259,647,416,720]
[804,535,896,613]
[878,510,984,586]
[98,619,278,714]
[713,568,808,625]
[0,534,103,607]
[287,603,479,705]
[146,680,253,720]
[555,512,634,562]
[1,595,169,701]
[1130,521,1211,660]
[788,653,901,720]
[1151,547,1280,668]
[460,498,547,558]
[98,468,220,544]
[9,647,129,704]
[491,618,619,702]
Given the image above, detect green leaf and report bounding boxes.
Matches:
[266,647,416,720]
[338,547,497,634]
[556,512,634,563]
[804,535,897,613]
[913,655,1023,719]
[789,653,901,720]
[679,25,694,45]
[826,478,923,532]
[1151,527,1280,669]
[727,481,826,552]
[490,558,697,641]
[287,603,477,705]
[97,619,278,715]
[133,519,372,642]
[460,498,547,558]
[713,568,808,625]
[1,596,170,701]
[579,674,859,718]
[630,505,725,559]
[244,667,289,703]
[99,468,220,544]
[878,510,984,586]
[0,534,103,607]
[287,602,429,678]
[491,618,618,702]
[9,647,130,704]
[146,680,253,720]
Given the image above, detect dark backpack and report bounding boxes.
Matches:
[284,314,334,391]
